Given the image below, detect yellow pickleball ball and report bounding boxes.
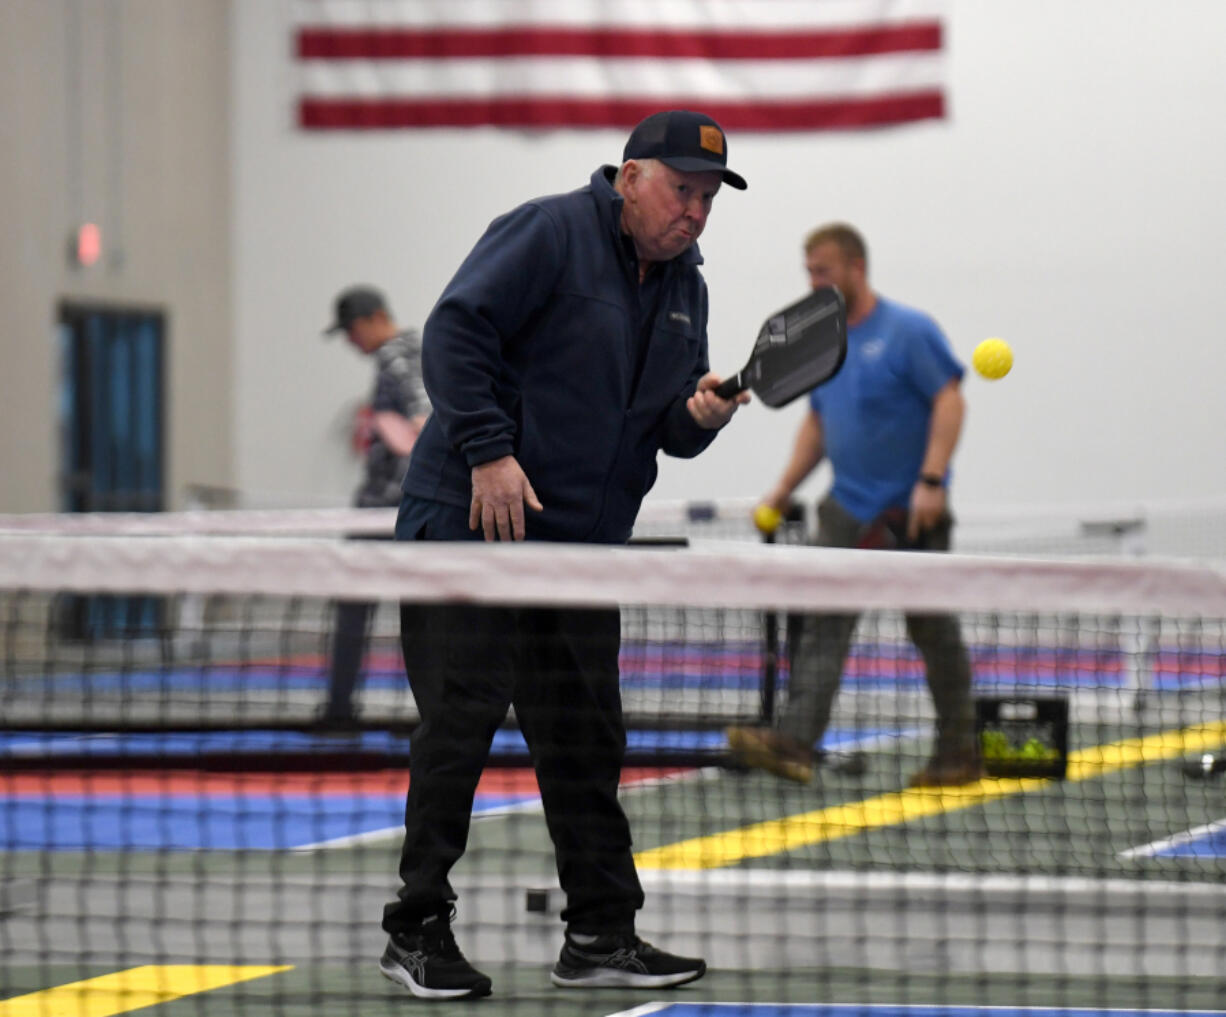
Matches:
[753,503,782,535]
[972,338,1013,380]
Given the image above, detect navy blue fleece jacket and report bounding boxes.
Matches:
[402,166,720,544]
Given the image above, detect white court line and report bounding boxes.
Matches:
[1119,817,1226,859]
[294,796,548,852]
[633,867,1226,900]
[293,767,718,852]
[292,724,929,852]
[293,727,926,852]
[294,825,402,852]
[828,727,925,752]
[606,1003,674,1017]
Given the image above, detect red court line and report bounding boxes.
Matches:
[2,766,690,797]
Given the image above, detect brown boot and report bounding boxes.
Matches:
[726,726,816,784]
[908,751,986,788]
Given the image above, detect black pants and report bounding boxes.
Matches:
[382,497,644,936]
[322,599,372,718]
[322,532,393,719]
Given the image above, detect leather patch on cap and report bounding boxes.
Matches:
[699,125,724,155]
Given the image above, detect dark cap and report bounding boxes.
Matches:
[323,286,388,336]
[623,110,747,190]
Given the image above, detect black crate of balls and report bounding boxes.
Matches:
[975,695,1069,779]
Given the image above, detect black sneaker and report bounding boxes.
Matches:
[550,932,706,989]
[379,909,492,1000]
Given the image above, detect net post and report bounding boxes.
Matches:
[760,499,807,724]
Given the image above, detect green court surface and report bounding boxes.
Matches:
[4,969,1226,1017]
[4,714,1225,1015]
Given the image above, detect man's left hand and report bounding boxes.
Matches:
[687,372,750,429]
[908,482,946,541]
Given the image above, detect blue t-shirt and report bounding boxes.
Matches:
[809,296,963,523]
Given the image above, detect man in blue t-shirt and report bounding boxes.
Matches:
[728,222,981,788]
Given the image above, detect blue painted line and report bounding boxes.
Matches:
[37,668,332,693]
[488,727,908,757]
[22,644,1219,697]
[635,1004,1226,1017]
[27,669,1221,694]
[0,730,413,758]
[0,725,912,762]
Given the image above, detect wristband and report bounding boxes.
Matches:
[918,474,944,488]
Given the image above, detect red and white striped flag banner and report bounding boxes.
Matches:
[293,0,946,132]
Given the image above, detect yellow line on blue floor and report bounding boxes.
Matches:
[0,965,292,1017]
[634,720,1226,870]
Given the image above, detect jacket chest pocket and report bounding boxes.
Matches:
[647,320,700,376]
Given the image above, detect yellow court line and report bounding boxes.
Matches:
[635,720,1226,870]
[0,965,292,1017]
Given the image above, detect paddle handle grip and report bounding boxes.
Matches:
[713,372,746,400]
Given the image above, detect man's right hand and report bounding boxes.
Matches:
[470,456,544,541]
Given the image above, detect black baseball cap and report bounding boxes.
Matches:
[623,110,748,190]
[323,286,388,336]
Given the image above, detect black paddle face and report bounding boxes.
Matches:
[714,286,847,407]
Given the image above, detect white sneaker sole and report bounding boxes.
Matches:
[379,959,490,999]
[550,967,705,989]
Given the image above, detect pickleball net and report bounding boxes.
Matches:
[2,506,1226,1014]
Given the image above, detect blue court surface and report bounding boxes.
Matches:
[1,726,908,852]
[2,790,538,852]
[608,1006,1226,1017]
[1152,825,1226,858]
